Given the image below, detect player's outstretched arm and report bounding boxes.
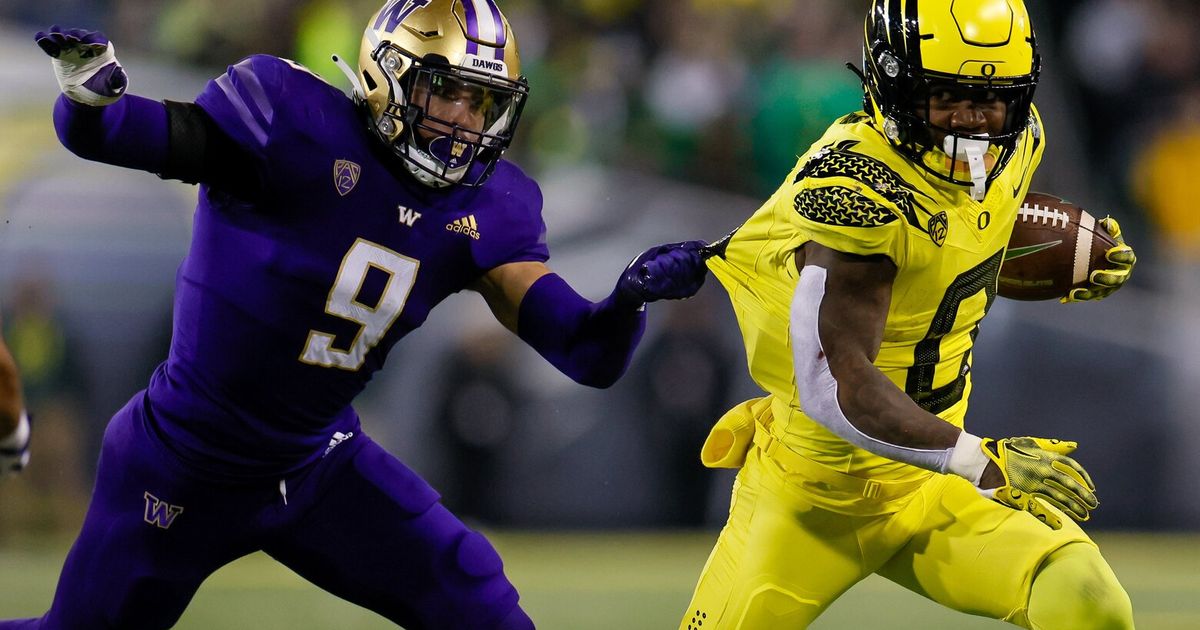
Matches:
[790,242,1096,529]
[473,241,708,388]
[0,327,30,478]
[37,27,261,198]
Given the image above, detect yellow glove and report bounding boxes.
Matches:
[1063,216,1136,303]
[979,437,1098,530]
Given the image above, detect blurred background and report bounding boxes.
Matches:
[0,0,1198,627]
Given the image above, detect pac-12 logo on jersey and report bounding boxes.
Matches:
[929,211,949,247]
[143,492,184,529]
[334,160,362,196]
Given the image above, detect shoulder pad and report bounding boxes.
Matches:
[794,139,938,234]
[196,55,288,154]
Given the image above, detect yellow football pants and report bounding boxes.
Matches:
[679,442,1128,629]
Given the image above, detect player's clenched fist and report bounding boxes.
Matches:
[35,26,127,106]
[1063,216,1136,303]
[614,241,709,308]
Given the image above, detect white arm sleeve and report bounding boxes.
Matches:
[789,265,961,474]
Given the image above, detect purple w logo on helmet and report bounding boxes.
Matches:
[373,0,433,31]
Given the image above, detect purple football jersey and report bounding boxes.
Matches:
[145,55,548,476]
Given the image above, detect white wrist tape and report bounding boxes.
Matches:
[0,411,30,450]
[52,42,124,106]
[945,430,989,485]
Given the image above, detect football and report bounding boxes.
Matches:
[997,192,1119,301]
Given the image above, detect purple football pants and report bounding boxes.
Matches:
[0,393,533,629]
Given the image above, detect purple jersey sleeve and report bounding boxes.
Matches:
[193,55,288,164]
[53,94,170,173]
[469,161,550,270]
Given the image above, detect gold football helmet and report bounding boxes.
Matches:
[860,0,1040,195]
[354,0,528,187]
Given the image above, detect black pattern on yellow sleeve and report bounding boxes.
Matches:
[793,139,938,236]
[793,186,897,227]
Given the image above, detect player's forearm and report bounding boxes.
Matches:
[0,345,23,438]
[797,349,962,473]
[0,405,20,441]
[517,273,646,389]
[832,357,962,451]
[791,265,961,472]
[0,345,30,476]
[53,93,168,172]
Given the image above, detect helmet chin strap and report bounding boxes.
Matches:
[944,134,990,201]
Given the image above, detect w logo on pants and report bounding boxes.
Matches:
[143,492,184,529]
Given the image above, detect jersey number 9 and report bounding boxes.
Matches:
[301,238,419,371]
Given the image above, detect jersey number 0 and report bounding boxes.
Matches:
[904,249,1002,413]
[300,238,419,370]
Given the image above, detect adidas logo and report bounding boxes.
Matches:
[446,215,481,240]
[323,431,354,457]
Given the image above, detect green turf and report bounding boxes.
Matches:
[1,532,1197,629]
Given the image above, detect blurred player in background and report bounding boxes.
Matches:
[681,0,1137,628]
[0,323,30,479]
[1,0,707,628]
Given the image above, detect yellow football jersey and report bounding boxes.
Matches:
[708,108,1045,483]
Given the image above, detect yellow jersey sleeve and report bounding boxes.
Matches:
[786,180,908,265]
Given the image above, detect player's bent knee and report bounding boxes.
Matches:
[441,530,531,629]
[494,605,535,630]
[1092,586,1135,630]
[454,530,505,579]
[1027,544,1133,630]
[732,585,822,629]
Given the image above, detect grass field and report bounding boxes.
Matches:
[1,531,1197,629]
